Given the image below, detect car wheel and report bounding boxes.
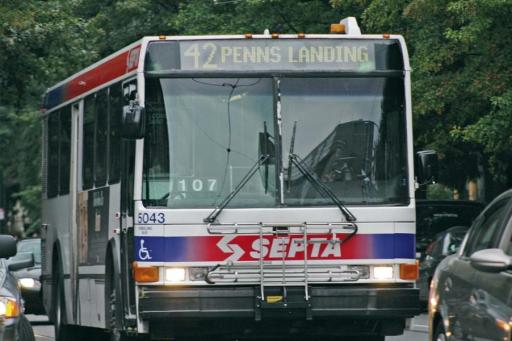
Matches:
[17,314,35,341]
[433,320,448,341]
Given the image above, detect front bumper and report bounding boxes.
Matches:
[139,284,419,319]
[140,285,419,338]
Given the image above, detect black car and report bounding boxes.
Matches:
[416,199,484,255]
[418,225,469,302]
[0,235,35,341]
[9,238,43,315]
[429,189,512,341]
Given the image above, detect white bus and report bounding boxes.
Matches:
[41,17,425,341]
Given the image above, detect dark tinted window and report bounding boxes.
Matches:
[416,202,484,251]
[47,111,60,198]
[59,108,71,195]
[464,196,511,256]
[109,85,123,184]
[83,95,95,189]
[95,90,108,186]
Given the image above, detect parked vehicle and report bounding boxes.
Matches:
[418,225,469,303]
[9,238,43,314]
[429,189,512,341]
[416,199,484,255]
[0,235,36,341]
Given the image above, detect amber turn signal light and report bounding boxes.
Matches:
[400,261,419,280]
[133,263,159,283]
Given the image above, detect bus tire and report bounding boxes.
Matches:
[53,262,77,341]
[17,314,35,341]
[106,253,139,341]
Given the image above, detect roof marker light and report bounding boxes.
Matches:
[159,35,166,40]
[298,33,305,39]
[271,33,279,39]
[245,33,253,39]
[330,23,346,34]
[383,33,391,39]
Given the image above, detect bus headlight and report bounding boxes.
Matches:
[165,268,186,282]
[373,266,394,280]
[0,297,20,318]
[19,278,36,289]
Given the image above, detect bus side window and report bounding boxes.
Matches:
[83,94,95,190]
[47,111,60,198]
[109,84,123,184]
[59,107,72,195]
[95,90,108,187]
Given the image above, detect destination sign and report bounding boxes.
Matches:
[178,40,376,71]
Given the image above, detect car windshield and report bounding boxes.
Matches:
[142,77,408,208]
[14,239,41,265]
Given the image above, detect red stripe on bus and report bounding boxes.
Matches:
[65,45,141,101]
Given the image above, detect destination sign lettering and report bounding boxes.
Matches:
[179,40,376,71]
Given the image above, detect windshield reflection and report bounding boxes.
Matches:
[281,77,408,205]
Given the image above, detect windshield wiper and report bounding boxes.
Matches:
[288,153,357,223]
[204,154,271,224]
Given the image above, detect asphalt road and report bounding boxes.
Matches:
[28,315,429,341]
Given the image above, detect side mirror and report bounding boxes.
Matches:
[7,252,35,271]
[416,150,438,186]
[470,248,511,273]
[121,104,145,139]
[0,235,17,259]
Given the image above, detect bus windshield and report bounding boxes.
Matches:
[143,78,276,208]
[281,77,408,206]
[143,76,408,208]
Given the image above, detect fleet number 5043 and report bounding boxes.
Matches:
[137,212,166,224]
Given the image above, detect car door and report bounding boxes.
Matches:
[443,193,512,340]
[468,197,512,341]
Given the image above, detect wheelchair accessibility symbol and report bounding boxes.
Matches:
[138,239,152,260]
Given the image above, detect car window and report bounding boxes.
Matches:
[464,197,511,257]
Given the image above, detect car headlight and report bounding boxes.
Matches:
[0,297,20,318]
[19,278,36,289]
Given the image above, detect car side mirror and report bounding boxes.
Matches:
[415,150,438,186]
[7,252,35,271]
[470,248,511,273]
[0,235,17,259]
[121,104,145,139]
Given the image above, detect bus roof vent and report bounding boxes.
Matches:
[263,28,270,36]
[340,17,361,35]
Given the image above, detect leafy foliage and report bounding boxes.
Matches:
[1,0,511,234]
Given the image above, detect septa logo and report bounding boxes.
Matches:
[216,235,342,262]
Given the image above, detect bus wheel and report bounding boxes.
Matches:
[106,262,139,341]
[53,266,76,341]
